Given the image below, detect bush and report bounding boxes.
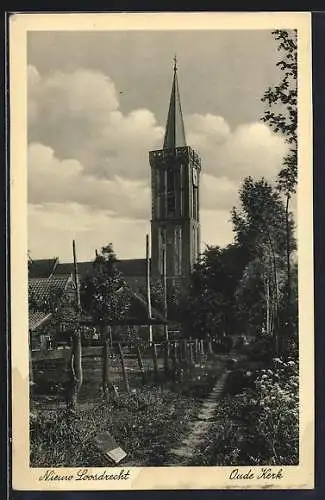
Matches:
[244,336,274,363]
[214,336,233,354]
[193,357,299,466]
[252,357,299,464]
[224,368,255,396]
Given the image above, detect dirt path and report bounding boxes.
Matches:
[166,369,231,465]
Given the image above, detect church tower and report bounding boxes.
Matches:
[149,58,202,283]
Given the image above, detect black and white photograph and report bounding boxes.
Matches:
[10,12,314,490]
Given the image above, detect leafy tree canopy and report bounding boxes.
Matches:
[80,244,131,324]
[183,244,250,338]
[231,176,295,258]
[261,29,297,195]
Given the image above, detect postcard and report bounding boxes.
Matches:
[10,11,314,491]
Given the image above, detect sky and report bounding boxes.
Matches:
[27,30,288,262]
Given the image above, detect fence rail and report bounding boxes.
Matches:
[31,336,221,407]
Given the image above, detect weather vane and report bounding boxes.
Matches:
[173,54,178,71]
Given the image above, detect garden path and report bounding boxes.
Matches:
[167,369,231,465]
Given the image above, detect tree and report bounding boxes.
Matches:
[183,244,249,339]
[80,244,131,401]
[231,176,295,353]
[261,29,297,333]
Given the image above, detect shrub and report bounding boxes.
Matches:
[253,357,299,464]
[194,357,299,466]
[230,357,299,464]
[244,336,274,363]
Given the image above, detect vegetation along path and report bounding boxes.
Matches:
[167,369,231,465]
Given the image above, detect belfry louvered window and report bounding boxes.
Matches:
[167,169,176,216]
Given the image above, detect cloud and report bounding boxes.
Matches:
[28,142,150,220]
[200,209,234,249]
[28,65,164,181]
[28,202,150,261]
[187,114,288,182]
[201,173,238,211]
[28,65,289,259]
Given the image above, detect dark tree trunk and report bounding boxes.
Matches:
[282,193,292,355]
[102,325,118,402]
[265,231,280,356]
[68,329,83,410]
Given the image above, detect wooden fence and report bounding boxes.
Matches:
[31,336,217,405]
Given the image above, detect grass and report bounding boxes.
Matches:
[30,358,224,467]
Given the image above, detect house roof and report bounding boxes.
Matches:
[29,257,147,279]
[29,274,72,303]
[28,258,58,278]
[28,258,165,325]
[54,258,147,278]
[29,311,52,331]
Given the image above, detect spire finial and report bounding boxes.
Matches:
[163,53,186,149]
[173,54,178,72]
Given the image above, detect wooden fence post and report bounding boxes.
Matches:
[151,343,159,381]
[136,343,145,383]
[194,338,199,363]
[164,340,169,376]
[183,340,188,363]
[102,326,119,402]
[67,239,83,410]
[174,341,179,364]
[68,329,83,410]
[207,334,213,355]
[189,341,194,366]
[171,341,177,377]
[200,339,205,356]
[117,343,130,394]
[177,341,182,364]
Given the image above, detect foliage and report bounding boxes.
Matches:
[243,335,274,363]
[135,277,165,315]
[261,29,297,195]
[183,244,250,338]
[253,358,299,463]
[30,360,222,467]
[80,244,131,325]
[232,176,293,255]
[232,177,296,347]
[234,259,269,336]
[193,358,299,466]
[261,30,298,342]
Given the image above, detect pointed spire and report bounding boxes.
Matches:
[163,55,187,149]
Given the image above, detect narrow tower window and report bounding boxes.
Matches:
[193,185,198,220]
[174,226,182,275]
[167,169,176,216]
[156,170,161,218]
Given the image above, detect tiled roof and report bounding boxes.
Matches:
[29,311,52,331]
[28,258,58,278]
[29,274,72,304]
[28,259,165,325]
[30,258,148,279]
[116,259,147,277]
[54,258,147,278]
[54,261,94,277]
